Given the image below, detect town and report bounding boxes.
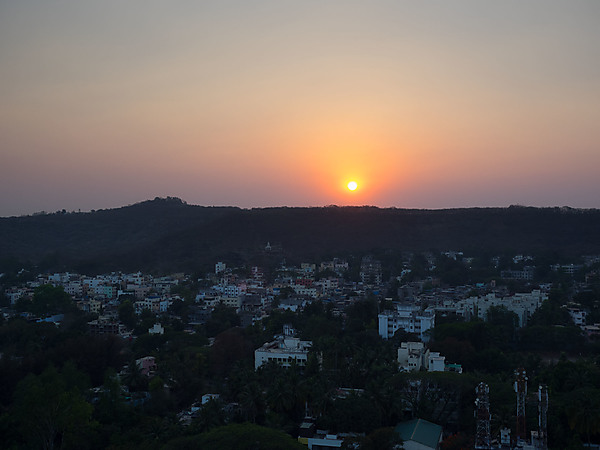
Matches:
[1,248,599,449]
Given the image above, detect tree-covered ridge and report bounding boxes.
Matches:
[2,199,600,273]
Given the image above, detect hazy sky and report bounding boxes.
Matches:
[1,1,599,216]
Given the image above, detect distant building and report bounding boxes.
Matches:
[551,263,583,275]
[566,305,587,327]
[379,304,435,341]
[88,315,128,336]
[444,290,547,327]
[136,356,157,377]
[501,266,535,280]
[306,432,343,449]
[360,256,382,285]
[254,326,312,370]
[134,296,169,314]
[398,342,425,372]
[148,323,164,335]
[398,342,455,373]
[201,393,220,405]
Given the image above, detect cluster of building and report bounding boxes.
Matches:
[4,271,185,336]
[4,250,599,348]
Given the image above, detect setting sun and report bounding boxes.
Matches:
[347,181,358,191]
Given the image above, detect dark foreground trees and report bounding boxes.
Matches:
[3,364,95,450]
[162,423,306,450]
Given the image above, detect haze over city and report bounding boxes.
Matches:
[1,1,599,217]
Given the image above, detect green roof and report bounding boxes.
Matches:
[394,418,442,449]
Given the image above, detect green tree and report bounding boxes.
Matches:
[193,398,226,432]
[163,422,306,450]
[16,284,75,315]
[118,299,136,329]
[9,365,95,449]
[122,358,148,392]
[566,388,600,445]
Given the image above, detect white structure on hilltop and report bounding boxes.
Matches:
[397,342,448,373]
[254,326,312,370]
[378,304,435,341]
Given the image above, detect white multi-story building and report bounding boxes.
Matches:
[379,304,435,341]
[397,341,447,373]
[398,342,425,372]
[135,296,169,314]
[255,328,312,370]
[223,284,244,298]
[221,296,243,309]
[292,285,318,298]
[316,278,340,293]
[64,281,83,297]
[454,290,547,327]
[427,351,445,372]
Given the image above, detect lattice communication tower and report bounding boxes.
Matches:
[514,368,528,441]
[475,382,491,449]
[538,384,548,449]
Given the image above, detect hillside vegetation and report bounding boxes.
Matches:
[1,197,599,273]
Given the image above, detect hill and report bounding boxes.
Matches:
[1,197,599,274]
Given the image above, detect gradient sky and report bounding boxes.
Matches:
[1,1,599,217]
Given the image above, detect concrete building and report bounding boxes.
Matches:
[88,316,128,336]
[501,266,535,280]
[135,296,169,314]
[360,256,382,285]
[255,327,312,370]
[379,304,435,341]
[398,342,425,372]
[448,290,547,327]
[398,342,448,373]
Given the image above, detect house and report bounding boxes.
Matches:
[136,356,157,377]
[394,418,443,450]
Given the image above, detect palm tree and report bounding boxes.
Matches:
[240,381,264,423]
[567,387,600,445]
[122,358,147,392]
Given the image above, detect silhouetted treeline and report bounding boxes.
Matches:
[2,198,600,274]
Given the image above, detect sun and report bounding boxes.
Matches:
[347,181,358,191]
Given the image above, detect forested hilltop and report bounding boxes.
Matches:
[2,197,600,274]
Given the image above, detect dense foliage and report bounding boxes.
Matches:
[2,200,600,273]
[0,290,599,448]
